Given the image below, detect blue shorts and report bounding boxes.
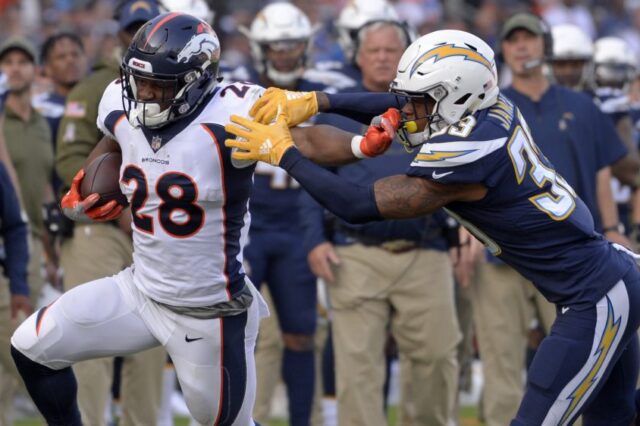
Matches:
[513,265,640,425]
[244,229,317,335]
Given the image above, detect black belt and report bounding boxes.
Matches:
[339,230,419,254]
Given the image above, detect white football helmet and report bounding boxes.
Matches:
[551,24,593,61]
[550,24,593,89]
[336,0,401,63]
[241,2,313,87]
[162,0,214,23]
[391,30,499,147]
[592,37,637,89]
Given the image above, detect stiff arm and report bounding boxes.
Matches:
[290,125,360,166]
[279,148,486,223]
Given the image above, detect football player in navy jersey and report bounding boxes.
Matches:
[302,19,461,426]
[228,4,330,425]
[226,30,640,425]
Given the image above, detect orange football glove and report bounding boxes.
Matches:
[61,169,124,222]
[354,108,401,158]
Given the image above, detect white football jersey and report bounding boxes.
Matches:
[97,79,264,307]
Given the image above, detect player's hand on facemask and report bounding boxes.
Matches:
[355,108,401,158]
[249,87,318,126]
[225,113,296,166]
[60,169,124,222]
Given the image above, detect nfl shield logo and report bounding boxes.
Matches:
[151,135,162,151]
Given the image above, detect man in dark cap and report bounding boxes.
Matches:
[54,1,166,424]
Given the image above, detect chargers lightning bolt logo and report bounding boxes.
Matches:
[559,297,621,424]
[410,44,493,76]
[415,149,477,162]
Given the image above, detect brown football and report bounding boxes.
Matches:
[80,152,128,208]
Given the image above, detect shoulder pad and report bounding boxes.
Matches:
[96,79,125,139]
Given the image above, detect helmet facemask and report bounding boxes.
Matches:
[260,39,309,87]
[393,85,448,148]
[121,60,216,129]
[593,62,636,90]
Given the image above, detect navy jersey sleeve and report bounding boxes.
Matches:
[299,189,329,253]
[406,116,510,187]
[325,92,401,124]
[590,101,627,169]
[0,163,29,296]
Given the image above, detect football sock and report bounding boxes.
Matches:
[283,348,314,426]
[11,345,82,426]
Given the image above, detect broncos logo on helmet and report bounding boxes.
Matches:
[177,32,220,64]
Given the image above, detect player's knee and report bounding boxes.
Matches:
[11,307,64,369]
[282,333,314,352]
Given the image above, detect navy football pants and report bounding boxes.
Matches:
[513,266,640,425]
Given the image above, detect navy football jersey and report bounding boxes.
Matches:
[406,95,633,308]
[593,87,629,125]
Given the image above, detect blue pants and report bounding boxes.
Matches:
[513,267,640,425]
[244,229,317,335]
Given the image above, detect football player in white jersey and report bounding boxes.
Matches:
[10,13,268,426]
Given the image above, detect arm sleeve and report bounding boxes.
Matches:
[325,92,401,124]
[299,188,329,253]
[280,148,383,224]
[0,164,29,296]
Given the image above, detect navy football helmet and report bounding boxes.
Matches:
[121,12,220,128]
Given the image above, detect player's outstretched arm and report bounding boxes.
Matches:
[226,109,400,165]
[250,87,400,126]
[278,148,484,222]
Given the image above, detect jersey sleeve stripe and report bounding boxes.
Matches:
[104,110,126,138]
[201,123,232,301]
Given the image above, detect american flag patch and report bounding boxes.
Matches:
[64,101,86,118]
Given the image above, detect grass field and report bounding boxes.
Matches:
[13,406,481,425]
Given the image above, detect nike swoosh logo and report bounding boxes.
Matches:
[432,170,453,179]
[561,307,570,315]
[185,335,203,343]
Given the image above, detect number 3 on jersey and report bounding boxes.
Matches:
[507,115,577,220]
[122,165,204,238]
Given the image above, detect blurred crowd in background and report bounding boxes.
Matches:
[2,0,640,97]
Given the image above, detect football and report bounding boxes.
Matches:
[80,152,128,208]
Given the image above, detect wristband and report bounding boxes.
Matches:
[603,223,625,234]
[351,135,368,159]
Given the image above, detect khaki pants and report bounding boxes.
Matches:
[253,285,326,426]
[471,261,556,426]
[253,287,284,424]
[0,279,19,426]
[330,244,460,426]
[61,223,165,426]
